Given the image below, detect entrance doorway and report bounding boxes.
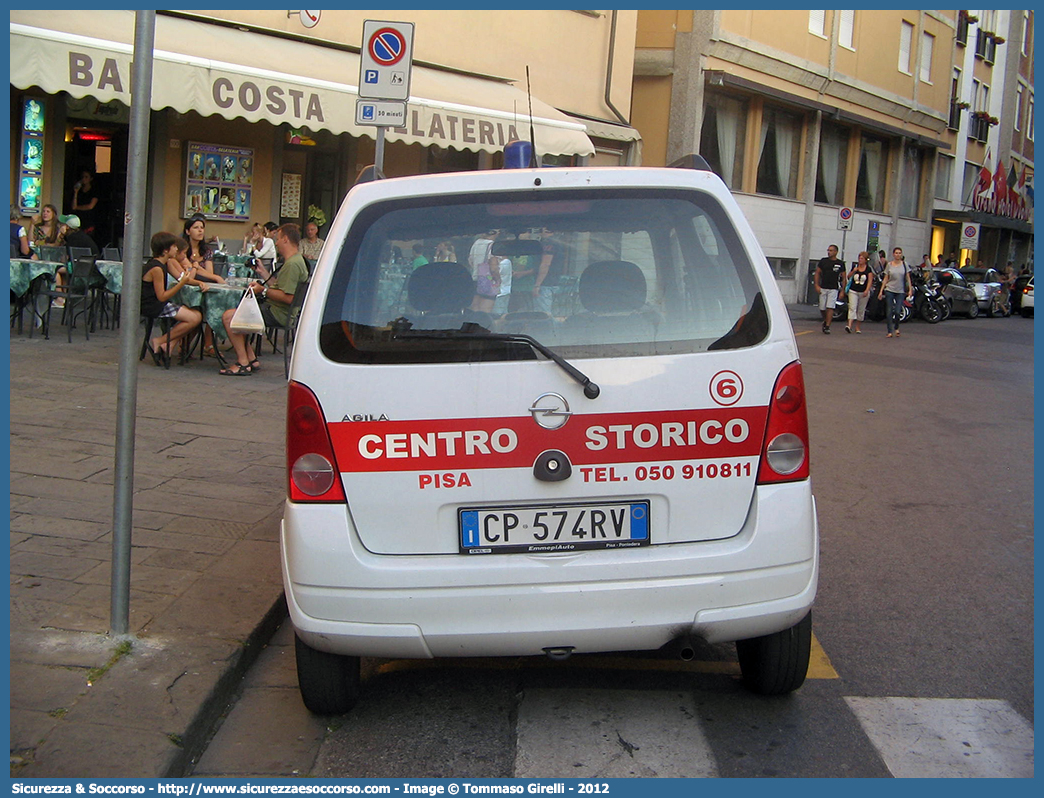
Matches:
[63,124,128,249]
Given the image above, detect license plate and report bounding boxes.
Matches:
[459,501,650,554]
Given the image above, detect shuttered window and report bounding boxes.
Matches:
[839,10,855,48]
[899,21,914,74]
[920,31,934,83]
[809,10,826,36]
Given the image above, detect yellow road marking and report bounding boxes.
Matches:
[374,633,839,680]
[808,632,839,679]
[795,330,815,336]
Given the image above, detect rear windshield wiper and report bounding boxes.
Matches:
[391,321,600,399]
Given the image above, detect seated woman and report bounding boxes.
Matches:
[31,203,63,248]
[180,225,226,356]
[142,231,202,365]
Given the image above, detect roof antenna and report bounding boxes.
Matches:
[526,66,538,168]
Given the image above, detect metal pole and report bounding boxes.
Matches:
[374,126,386,176]
[111,10,156,635]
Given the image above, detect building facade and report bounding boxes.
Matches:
[632,10,965,302]
[931,9,1034,272]
[10,10,641,252]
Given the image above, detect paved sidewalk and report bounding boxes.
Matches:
[9,324,289,778]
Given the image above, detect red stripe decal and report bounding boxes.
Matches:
[327,407,768,473]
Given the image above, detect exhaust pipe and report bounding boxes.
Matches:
[543,646,575,661]
[679,646,696,661]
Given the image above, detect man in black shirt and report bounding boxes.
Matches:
[814,244,846,334]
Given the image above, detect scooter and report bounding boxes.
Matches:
[909,271,944,323]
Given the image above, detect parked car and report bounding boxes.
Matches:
[931,267,979,318]
[1020,275,1034,317]
[283,160,819,713]
[960,268,1005,316]
[1010,273,1032,314]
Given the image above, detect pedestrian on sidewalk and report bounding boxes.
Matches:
[877,247,912,338]
[814,243,846,334]
[845,251,873,334]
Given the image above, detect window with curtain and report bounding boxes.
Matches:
[699,92,748,190]
[855,133,888,212]
[961,161,980,206]
[756,106,801,198]
[1016,85,1024,131]
[839,11,855,49]
[815,121,849,205]
[899,21,914,74]
[920,32,934,83]
[899,145,925,218]
[935,154,954,200]
[809,10,826,36]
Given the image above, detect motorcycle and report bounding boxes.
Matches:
[909,271,946,323]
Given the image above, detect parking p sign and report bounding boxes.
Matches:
[959,222,981,250]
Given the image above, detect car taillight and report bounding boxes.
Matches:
[757,361,810,484]
[287,381,345,502]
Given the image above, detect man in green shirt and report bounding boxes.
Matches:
[220,222,308,374]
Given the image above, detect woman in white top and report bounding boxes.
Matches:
[877,247,912,338]
[250,221,278,267]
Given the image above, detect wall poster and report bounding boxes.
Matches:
[280,172,302,218]
[18,97,45,216]
[184,141,253,221]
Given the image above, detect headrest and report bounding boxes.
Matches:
[407,261,474,313]
[578,261,647,314]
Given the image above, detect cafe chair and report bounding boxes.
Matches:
[102,246,121,261]
[139,315,174,370]
[278,280,311,378]
[258,279,310,361]
[37,257,99,342]
[68,246,94,262]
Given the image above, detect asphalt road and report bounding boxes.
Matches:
[190,312,1034,779]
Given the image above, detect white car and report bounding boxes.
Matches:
[283,162,819,713]
[1021,275,1034,317]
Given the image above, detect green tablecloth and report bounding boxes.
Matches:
[94,260,123,294]
[9,259,64,296]
[174,283,244,342]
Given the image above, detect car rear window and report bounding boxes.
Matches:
[318,188,768,364]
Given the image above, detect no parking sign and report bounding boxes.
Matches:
[359,20,415,102]
[837,206,853,230]
[959,222,981,250]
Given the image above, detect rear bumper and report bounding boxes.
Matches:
[282,483,818,658]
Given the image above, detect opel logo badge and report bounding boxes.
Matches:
[529,393,571,430]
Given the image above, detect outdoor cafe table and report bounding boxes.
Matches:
[173,281,245,342]
[94,260,124,294]
[9,258,65,296]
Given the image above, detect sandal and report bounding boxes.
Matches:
[202,345,219,358]
[249,359,261,372]
[219,363,253,376]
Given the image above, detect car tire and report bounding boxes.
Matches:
[736,611,812,696]
[939,300,952,321]
[967,300,979,319]
[1022,308,1033,318]
[295,634,361,715]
